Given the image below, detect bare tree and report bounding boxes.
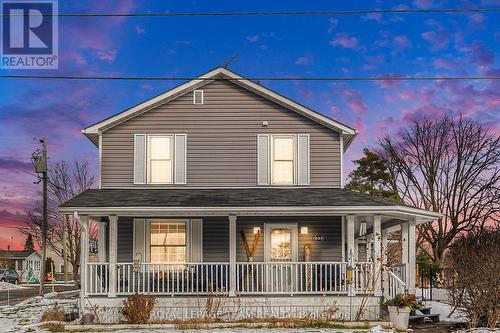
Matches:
[379,115,500,266]
[20,160,97,280]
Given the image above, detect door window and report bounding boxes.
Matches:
[270,228,292,261]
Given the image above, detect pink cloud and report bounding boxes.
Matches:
[394,35,412,49]
[246,35,260,43]
[421,30,449,50]
[399,91,415,100]
[340,89,368,114]
[295,55,313,65]
[330,32,361,50]
[97,49,117,62]
[327,18,339,34]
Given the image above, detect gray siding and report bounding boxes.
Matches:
[117,217,133,262]
[115,216,343,263]
[203,216,343,262]
[101,80,341,188]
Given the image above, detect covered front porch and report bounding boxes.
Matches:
[59,188,440,319]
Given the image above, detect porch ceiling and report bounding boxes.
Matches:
[59,188,441,222]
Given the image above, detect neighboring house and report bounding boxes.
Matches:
[0,248,42,282]
[60,67,440,321]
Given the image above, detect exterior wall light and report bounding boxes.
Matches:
[300,226,308,235]
[253,227,261,234]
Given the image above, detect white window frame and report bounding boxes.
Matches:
[193,90,204,105]
[270,134,297,185]
[147,219,190,263]
[147,134,174,184]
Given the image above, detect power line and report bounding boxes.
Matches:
[1,8,499,17]
[0,75,498,82]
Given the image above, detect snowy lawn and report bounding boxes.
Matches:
[0,297,78,333]
[0,282,24,291]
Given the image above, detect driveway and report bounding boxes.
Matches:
[0,284,79,306]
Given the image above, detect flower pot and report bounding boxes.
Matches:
[388,306,411,330]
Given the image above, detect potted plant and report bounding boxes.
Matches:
[383,293,421,330]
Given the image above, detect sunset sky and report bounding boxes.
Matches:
[0,0,498,249]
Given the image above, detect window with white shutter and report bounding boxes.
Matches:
[257,134,310,186]
[134,134,187,185]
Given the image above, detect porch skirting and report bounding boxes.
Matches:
[84,295,382,323]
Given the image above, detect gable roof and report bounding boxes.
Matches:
[0,250,39,260]
[83,67,357,148]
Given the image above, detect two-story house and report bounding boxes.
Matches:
[60,67,440,322]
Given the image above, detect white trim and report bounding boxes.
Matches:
[133,134,147,185]
[193,90,204,105]
[264,223,298,262]
[257,134,270,185]
[147,134,174,184]
[82,67,356,147]
[98,135,102,189]
[297,133,310,186]
[339,134,344,189]
[341,216,345,261]
[62,205,441,221]
[270,134,297,186]
[147,218,190,262]
[174,134,187,185]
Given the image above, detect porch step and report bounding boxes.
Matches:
[410,306,440,324]
[411,307,432,316]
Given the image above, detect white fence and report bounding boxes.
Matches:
[86,261,374,296]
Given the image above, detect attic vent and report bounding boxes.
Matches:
[193,90,204,104]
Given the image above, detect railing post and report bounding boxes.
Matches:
[373,215,382,296]
[228,214,237,297]
[346,215,356,296]
[77,213,89,314]
[407,218,416,294]
[108,215,118,297]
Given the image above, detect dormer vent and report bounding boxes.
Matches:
[193,90,204,104]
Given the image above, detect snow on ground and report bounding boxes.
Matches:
[0,282,24,290]
[108,327,394,333]
[0,297,77,333]
[426,300,467,323]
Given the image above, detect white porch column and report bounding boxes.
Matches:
[108,215,118,297]
[366,234,372,262]
[346,215,356,296]
[78,213,89,314]
[401,222,409,286]
[407,219,417,294]
[372,215,382,296]
[97,222,107,262]
[228,214,237,297]
[381,229,389,265]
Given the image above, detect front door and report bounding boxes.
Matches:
[264,223,298,292]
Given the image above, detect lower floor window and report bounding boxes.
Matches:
[150,221,186,263]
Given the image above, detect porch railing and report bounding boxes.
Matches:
[383,264,407,299]
[86,261,374,296]
[236,262,373,295]
[86,262,109,295]
[116,262,229,295]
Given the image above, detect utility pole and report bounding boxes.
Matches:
[32,138,48,296]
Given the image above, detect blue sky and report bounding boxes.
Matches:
[0,0,499,248]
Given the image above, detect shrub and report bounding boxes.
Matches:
[121,293,157,324]
[41,305,66,322]
[444,228,500,329]
[383,294,421,310]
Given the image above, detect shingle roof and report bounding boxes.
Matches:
[0,250,37,259]
[60,188,402,208]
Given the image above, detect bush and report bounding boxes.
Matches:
[121,293,157,324]
[41,305,66,322]
[383,294,421,310]
[444,229,500,328]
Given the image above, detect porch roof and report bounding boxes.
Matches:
[59,188,441,221]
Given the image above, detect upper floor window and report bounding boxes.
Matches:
[134,134,187,185]
[257,134,310,186]
[272,135,295,185]
[148,135,173,183]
